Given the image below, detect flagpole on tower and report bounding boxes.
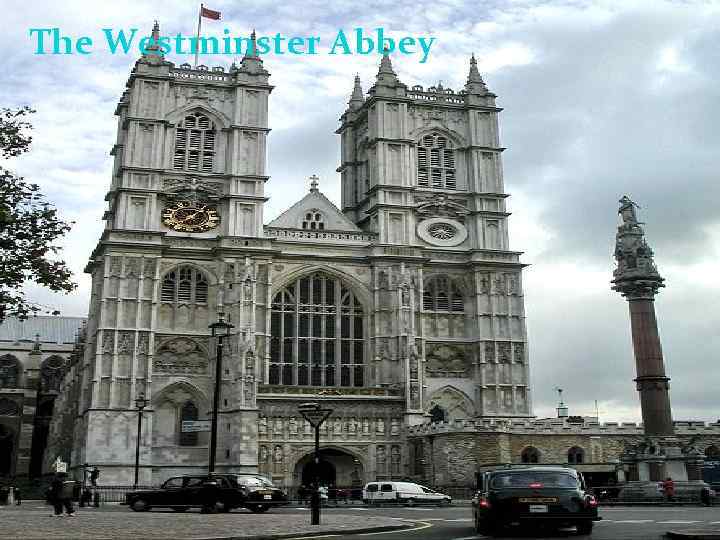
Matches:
[194,3,203,68]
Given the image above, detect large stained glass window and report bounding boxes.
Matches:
[269,273,365,387]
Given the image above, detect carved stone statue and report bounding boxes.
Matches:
[259,445,268,463]
[288,416,298,434]
[618,195,639,226]
[362,418,370,434]
[333,418,343,435]
[376,418,385,434]
[258,417,267,435]
[390,418,400,435]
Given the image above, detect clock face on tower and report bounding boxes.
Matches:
[162,200,220,232]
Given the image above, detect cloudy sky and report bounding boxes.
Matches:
[2,0,718,423]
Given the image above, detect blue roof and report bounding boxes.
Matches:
[0,316,86,344]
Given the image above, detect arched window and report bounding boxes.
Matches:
[173,112,216,172]
[161,266,209,304]
[0,355,20,389]
[302,211,325,231]
[423,276,464,312]
[417,132,456,189]
[179,401,199,446]
[269,272,365,387]
[706,445,720,459]
[41,356,66,392]
[521,446,541,464]
[0,398,19,416]
[568,446,585,465]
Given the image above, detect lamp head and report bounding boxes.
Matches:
[135,392,149,410]
[209,311,235,337]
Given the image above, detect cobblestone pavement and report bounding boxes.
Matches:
[0,505,408,539]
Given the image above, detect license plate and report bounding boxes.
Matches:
[520,497,558,503]
[263,494,272,500]
[529,505,548,513]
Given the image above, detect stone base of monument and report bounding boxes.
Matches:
[618,480,710,502]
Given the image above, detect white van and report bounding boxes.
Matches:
[362,481,452,506]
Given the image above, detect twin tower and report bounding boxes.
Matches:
[47,26,532,486]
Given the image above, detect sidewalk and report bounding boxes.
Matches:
[0,506,410,539]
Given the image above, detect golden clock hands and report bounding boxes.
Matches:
[178,208,207,224]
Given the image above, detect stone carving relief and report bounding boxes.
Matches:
[259,445,268,463]
[415,194,469,222]
[102,333,114,354]
[425,344,468,377]
[118,332,133,354]
[153,337,207,375]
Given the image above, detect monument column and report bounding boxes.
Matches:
[611,196,673,436]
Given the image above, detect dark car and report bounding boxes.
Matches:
[125,473,287,513]
[472,467,600,536]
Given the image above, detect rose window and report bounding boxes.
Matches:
[428,223,457,240]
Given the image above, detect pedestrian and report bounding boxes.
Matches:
[49,473,76,517]
[700,486,713,506]
[14,486,21,505]
[89,467,100,487]
[662,477,675,502]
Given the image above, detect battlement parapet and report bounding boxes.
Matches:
[406,419,720,437]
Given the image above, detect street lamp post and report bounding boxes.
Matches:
[298,402,333,525]
[208,312,234,475]
[133,393,149,490]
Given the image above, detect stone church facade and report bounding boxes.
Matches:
[45,26,719,488]
[45,26,532,486]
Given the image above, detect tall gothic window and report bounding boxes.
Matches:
[417,132,456,189]
[161,266,209,304]
[173,112,216,172]
[179,401,199,446]
[567,446,585,464]
[269,273,365,387]
[423,276,464,312]
[0,355,20,389]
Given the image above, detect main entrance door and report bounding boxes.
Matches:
[0,425,15,477]
[295,448,364,488]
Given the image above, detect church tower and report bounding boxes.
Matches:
[337,53,532,422]
[66,25,273,483]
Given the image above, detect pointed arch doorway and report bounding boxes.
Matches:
[294,448,364,488]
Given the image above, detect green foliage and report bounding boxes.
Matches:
[0,107,76,322]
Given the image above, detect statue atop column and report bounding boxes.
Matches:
[611,196,708,499]
[612,196,664,300]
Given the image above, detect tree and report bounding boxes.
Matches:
[0,107,76,322]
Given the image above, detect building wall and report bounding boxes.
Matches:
[0,316,85,478]
[409,420,720,486]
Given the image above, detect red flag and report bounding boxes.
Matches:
[200,6,221,20]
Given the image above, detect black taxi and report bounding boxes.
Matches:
[125,473,287,513]
[472,467,600,536]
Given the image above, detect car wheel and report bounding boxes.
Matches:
[130,498,150,512]
[438,498,450,507]
[405,498,417,507]
[172,507,189,512]
[577,521,594,535]
[248,504,269,513]
[476,517,496,536]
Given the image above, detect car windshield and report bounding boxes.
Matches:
[491,471,579,489]
[236,475,274,488]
